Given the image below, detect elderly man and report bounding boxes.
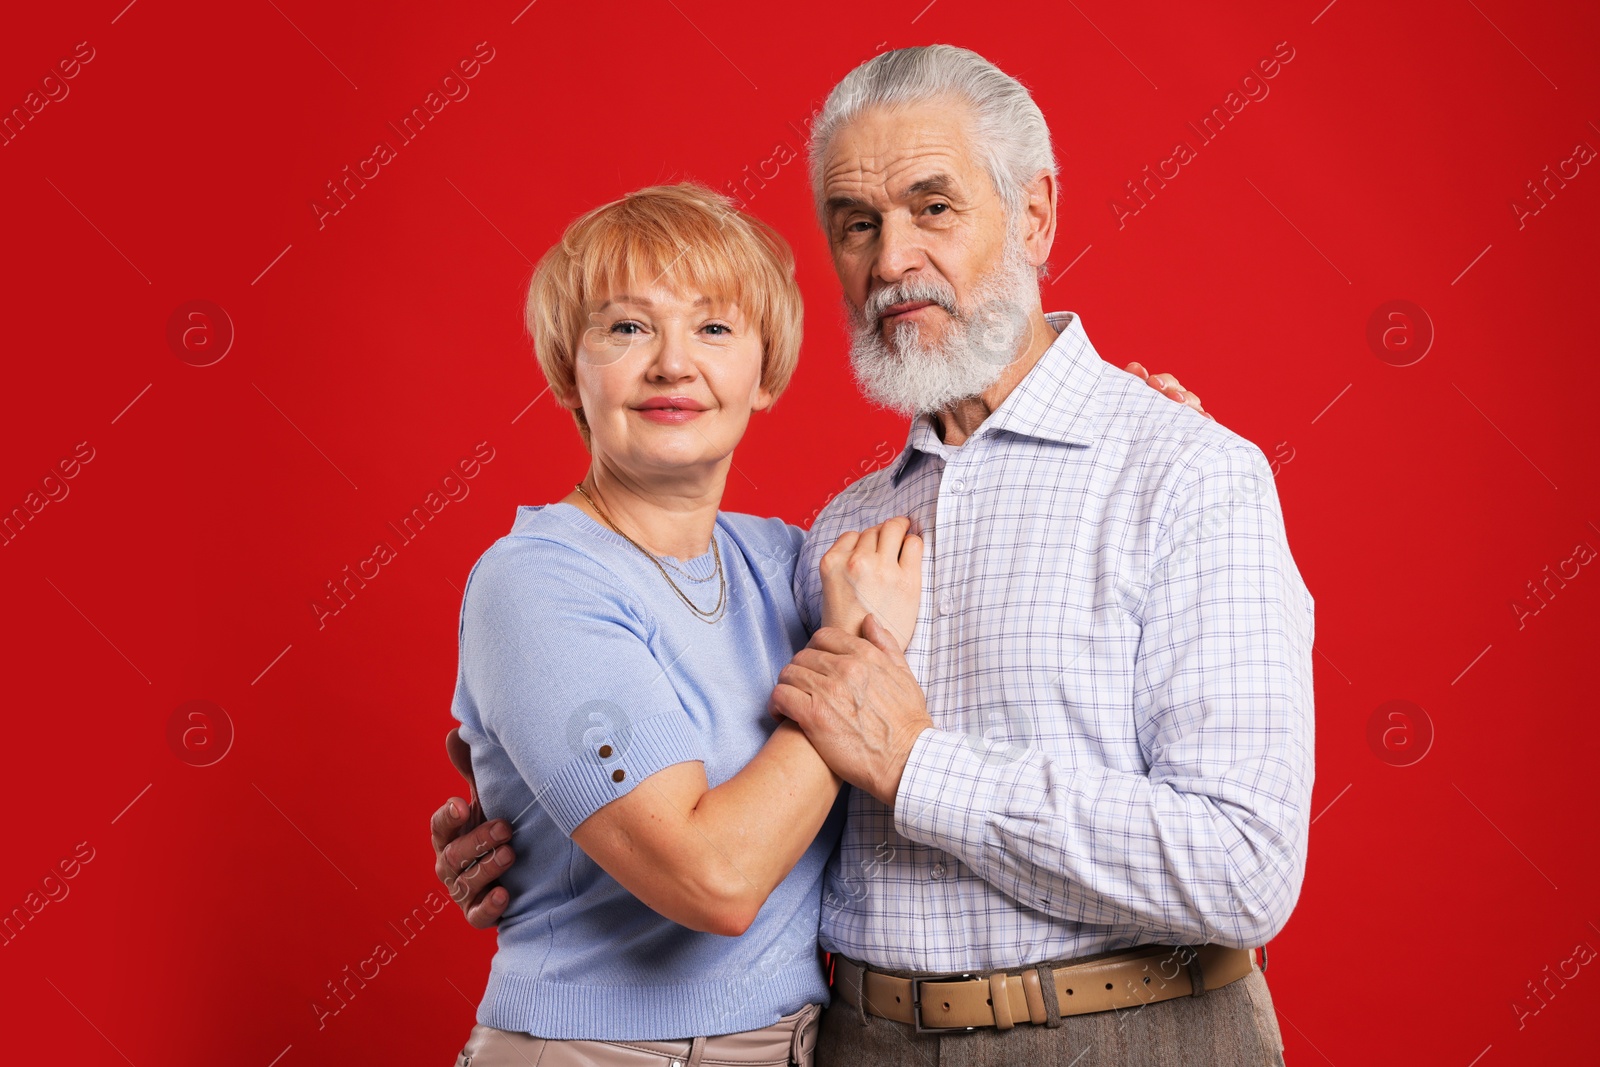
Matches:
[434,45,1312,1066]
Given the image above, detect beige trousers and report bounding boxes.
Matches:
[453,1003,821,1067]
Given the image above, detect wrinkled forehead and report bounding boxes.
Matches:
[820,100,982,201]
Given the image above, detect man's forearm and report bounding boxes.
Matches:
[892,727,1311,948]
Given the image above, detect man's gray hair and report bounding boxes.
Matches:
[807,44,1058,224]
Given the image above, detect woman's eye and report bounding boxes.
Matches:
[609,320,644,335]
[703,323,732,336]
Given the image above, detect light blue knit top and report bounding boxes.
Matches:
[451,503,843,1039]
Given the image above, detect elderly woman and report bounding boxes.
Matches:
[443,182,1205,1066]
[447,182,921,1067]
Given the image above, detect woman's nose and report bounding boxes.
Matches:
[647,327,696,381]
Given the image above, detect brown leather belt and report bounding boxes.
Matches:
[832,944,1256,1033]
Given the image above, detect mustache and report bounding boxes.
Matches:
[862,278,959,324]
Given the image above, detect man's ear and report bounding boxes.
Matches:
[1021,170,1058,269]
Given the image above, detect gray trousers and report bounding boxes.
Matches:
[814,965,1286,1066]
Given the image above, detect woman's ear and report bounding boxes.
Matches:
[751,382,776,414]
[555,383,583,411]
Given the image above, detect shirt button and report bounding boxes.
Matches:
[951,478,967,494]
[931,863,947,880]
[939,595,955,615]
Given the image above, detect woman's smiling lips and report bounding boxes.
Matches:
[633,396,710,423]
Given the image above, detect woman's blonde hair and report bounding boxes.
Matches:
[525,183,804,447]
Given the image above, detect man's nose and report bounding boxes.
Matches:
[872,213,925,285]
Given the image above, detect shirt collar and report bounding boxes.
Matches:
[886,310,1103,484]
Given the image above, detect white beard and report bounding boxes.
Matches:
[846,238,1039,417]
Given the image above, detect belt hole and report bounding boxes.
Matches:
[943,1002,951,1010]
[986,998,992,1005]
[1066,988,1074,995]
[894,996,901,1003]
[1105,983,1113,990]
[1143,977,1151,984]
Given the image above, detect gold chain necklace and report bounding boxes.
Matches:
[573,482,727,624]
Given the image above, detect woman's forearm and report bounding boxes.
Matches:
[572,716,841,936]
[683,720,841,926]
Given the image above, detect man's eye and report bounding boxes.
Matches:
[926,202,949,215]
[844,220,875,234]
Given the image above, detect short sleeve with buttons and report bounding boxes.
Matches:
[454,535,706,836]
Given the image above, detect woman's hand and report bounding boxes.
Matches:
[819,516,923,651]
[1125,361,1214,421]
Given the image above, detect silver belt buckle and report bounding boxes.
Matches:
[910,973,982,1033]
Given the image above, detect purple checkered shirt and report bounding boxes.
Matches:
[794,310,1316,973]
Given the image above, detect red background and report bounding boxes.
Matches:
[3,1,1597,1063]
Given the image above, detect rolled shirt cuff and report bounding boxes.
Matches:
[892,727,1002,851]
